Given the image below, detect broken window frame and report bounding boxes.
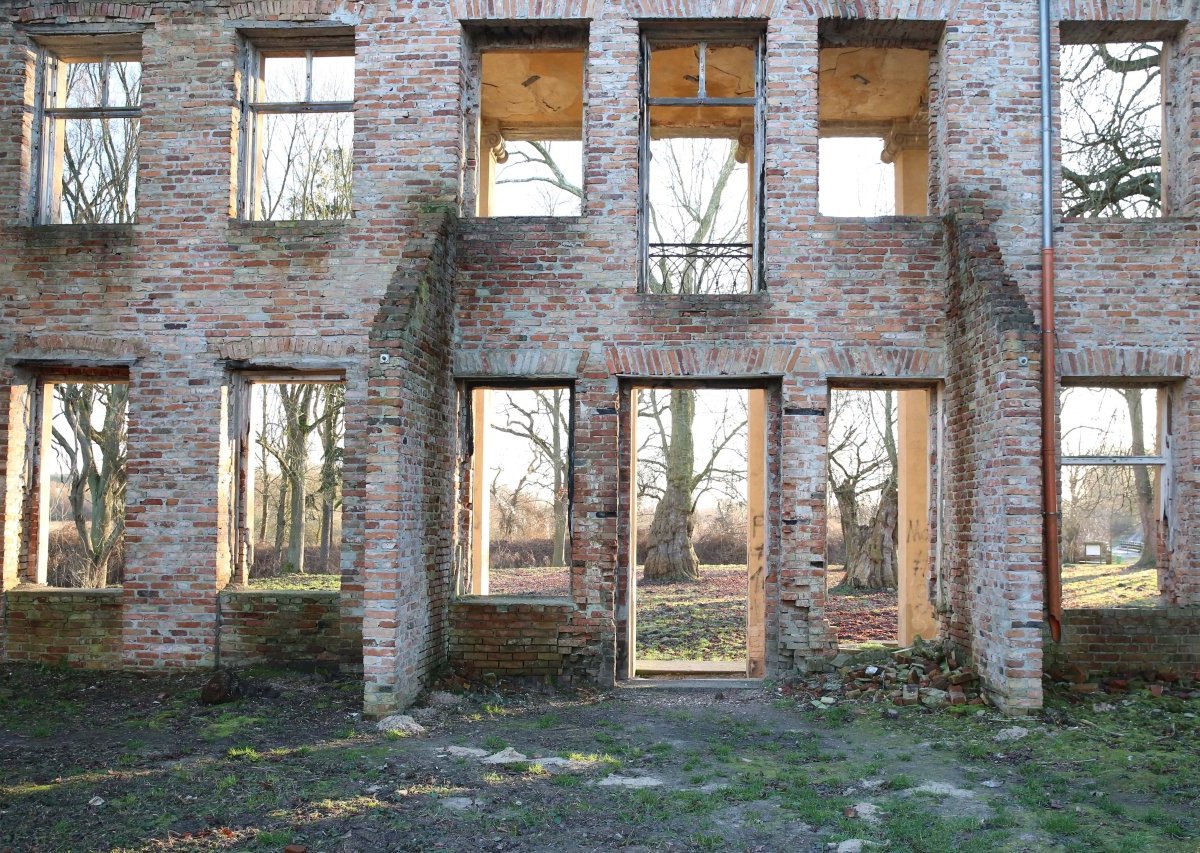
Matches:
[32,39,143,225]
[28,369,130,588]
[236,33,355,222]
[230,371,346,585]
[638,30,767,294]
[460,381,576,599]
[1058,384,1172,586]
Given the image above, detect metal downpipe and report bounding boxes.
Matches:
[1039,0,1063,642]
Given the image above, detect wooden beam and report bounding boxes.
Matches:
[746,388,767,677]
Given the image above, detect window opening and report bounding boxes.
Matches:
[818,44,930,216]
[468,387,573,597]
[1060,40,1162,218]
[1060,386,1167,607]
[38,380,128,587]
[630,387,763,677]
[478,49,584,216]
[239,41,354,221]
[825,388,935,647]
[240,381,344,589]
[35,47,141,224]
[640,35,764,294]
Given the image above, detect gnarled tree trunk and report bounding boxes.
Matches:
[643,389,700,583]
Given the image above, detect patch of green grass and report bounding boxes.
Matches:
[201,713,262,741]
[887,772,915,790]
[482,735,507,751]
[247,573,339,591]
[227,745,262,761]
[535,713,560,729]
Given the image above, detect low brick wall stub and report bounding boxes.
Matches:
[4,587,122,669]
[217,590,361,672]
[1047,607,1200,678]
[449,597,577,678]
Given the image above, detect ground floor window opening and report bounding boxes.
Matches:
[241,379,344,591]
[825,387,935,649]
[467,386,572,598]
[1060,385,1169,609]
[38,378,129,588]
[630,386,765,678]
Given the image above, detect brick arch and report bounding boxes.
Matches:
[12,2,149,23]
[627,0,783,17]
[453,348,586,379]
[227,0,367,23]
[1057,347,1193,380]
[605,344,799,377]
[13,333,146,362]
[787,0,958,18]
[212,336,358,363]
[449,0,595,18]
[1054,0,1180,20]
[816,346,945,381]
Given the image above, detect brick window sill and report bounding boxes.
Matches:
[6,585,122,596]
[16,223,136,246]
[456,595,575,608]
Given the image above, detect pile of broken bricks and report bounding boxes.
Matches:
[784,638,988,709]
[1045,662,1200,700]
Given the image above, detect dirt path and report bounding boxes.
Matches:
[2,665,1197,851]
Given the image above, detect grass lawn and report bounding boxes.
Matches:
[1062,561,1160,608]
[636,565,746,661]
[2,664,1198,851]
[247,573,340,591]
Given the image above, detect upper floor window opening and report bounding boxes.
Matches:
[34,38,142,224]
[640,33,764,294]
[238,33,354,221]
[475,41,585,217]
[816,20,940,217]
[1060,37,1163,219]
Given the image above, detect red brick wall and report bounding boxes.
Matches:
[943,217,1044,711]
[0,0,1194,714]
[4,588,122,668]
[218,590,361,671]
[450,599,577,678]
[1048,608,1200,678]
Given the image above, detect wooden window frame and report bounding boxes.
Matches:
[32,44,142,225]
[638,31,767,294]
[236,37,355,221]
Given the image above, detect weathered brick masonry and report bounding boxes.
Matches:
[218,590,361,671]
[0,0,1197,714]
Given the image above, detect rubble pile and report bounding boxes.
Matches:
[1045,662,1200,700]
[785,638,987,709]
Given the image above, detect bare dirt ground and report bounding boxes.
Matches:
[2,664,1197,852]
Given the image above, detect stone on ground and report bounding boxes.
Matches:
[376,714,426,736]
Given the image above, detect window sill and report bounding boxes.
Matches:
[227,218,352,234]
[17,223,136,245]
[636,290,771,304]
[456,594,575,607]
[6,584,122,596]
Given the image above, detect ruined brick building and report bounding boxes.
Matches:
[0,0,1197,716]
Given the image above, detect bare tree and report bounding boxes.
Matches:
[1061,42,1162,218]
[50,383,128,587]
[58,61,140,224]
[828,390,898,590]
[638,389,747,583]
[316,384,345,572]
[493,389,570,566]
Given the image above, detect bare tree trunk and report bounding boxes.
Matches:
[844,481,899,589]
[643,389,700,583]
[1123,390,1157,569]
[550,389,567,566]
[287,471,306,573]
[842,392,899,590]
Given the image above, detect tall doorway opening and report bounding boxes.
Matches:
[629,385,766,678]
[825,386,936,649]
